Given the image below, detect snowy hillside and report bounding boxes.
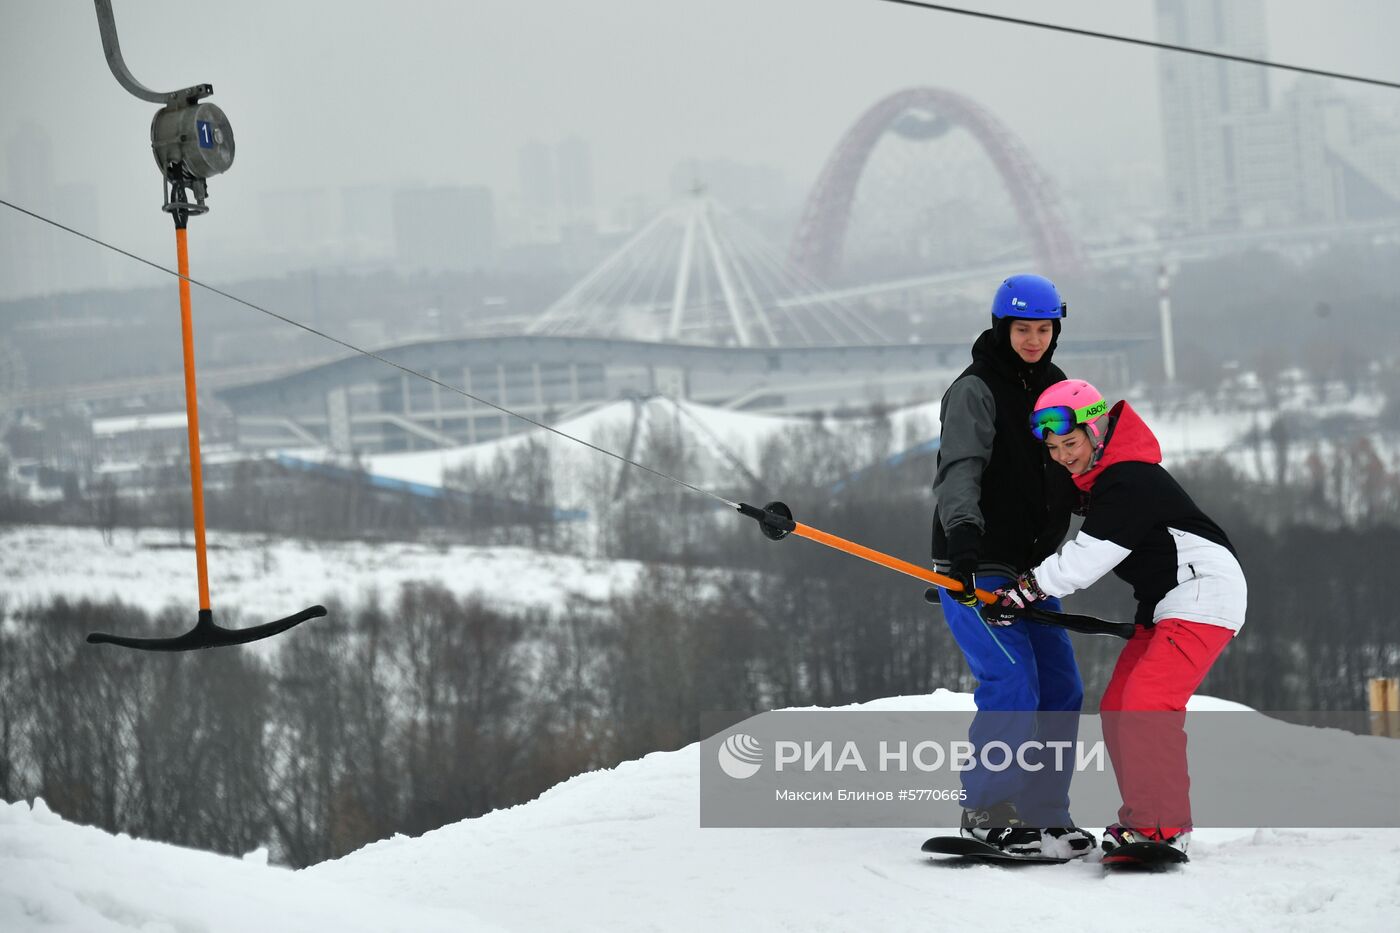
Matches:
[284,396,829,511]
[0,799,495,933]
[283,387,1392,513]
[5,386,1390,629]
[4,690,1396,933]
[0,524,645,629]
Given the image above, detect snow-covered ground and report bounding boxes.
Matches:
[3,689,1395,933]
[6,388,1393,629]
[281,396,830,511]
[0,524,644,628]
[0,799,495,933]
[281,388,1394,512]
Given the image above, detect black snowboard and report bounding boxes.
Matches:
[921,835,1070,864]
[1101,840,1189,868]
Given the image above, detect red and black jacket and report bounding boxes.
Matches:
[1033,401,1248,631]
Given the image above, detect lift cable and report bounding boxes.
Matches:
[0,195,1136,640]
[877,0,1400,91]
[0,195,739,513]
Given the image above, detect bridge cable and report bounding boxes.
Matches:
[877,1,1400,91]
[0,195,740,512]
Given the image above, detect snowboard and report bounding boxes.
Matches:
[1100,840,1189,868]
[921,835,1071,864]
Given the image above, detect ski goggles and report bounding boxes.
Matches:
[1029,399,1108,440]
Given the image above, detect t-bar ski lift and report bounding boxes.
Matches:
[86,0,326,650]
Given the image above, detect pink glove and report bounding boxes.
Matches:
[981,570,1048,627]
[997,569,1047,610]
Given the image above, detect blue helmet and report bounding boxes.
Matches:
[991,274,1067,320]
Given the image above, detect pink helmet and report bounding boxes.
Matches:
[1030,379,1110,444]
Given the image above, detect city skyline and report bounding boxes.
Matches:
[2,1,1399,300]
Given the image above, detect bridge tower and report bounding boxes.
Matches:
[789,87,1084,282]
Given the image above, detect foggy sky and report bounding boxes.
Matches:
[2,0,1398,297]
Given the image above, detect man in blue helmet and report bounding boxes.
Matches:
[930,273,1093,858]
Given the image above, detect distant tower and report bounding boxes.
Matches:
[1155,0,1278,232]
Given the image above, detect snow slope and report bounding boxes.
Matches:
[290,388,1392,510]
[0,799,495,933]
[286,396,820,511]
[4,690,1396,933]
[5,387,1388,628]
[0,524,644,627]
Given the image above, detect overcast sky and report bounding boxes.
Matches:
[2,0,1399,293]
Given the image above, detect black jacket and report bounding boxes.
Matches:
[931,326,1076,577]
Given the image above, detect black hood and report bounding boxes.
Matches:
[971,320,1061,385]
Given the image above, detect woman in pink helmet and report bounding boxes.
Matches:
[986,378,1248,858]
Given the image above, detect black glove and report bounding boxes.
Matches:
[944,523,982,608]
[979,601,1021,627]
[946,559,980,608]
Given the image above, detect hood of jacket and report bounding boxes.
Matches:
[970,320,1061,385]
[1072,399,1162,492]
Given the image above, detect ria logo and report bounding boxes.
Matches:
[717,733,764,779]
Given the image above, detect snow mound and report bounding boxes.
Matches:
[3,692,1396,933]
[310,692,1397,932]
[0,798,498,933]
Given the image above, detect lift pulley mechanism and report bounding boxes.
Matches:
[86,0,324,651]
[737,501,1134,640]
[93,0,235,222]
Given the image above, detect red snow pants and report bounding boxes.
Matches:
[1099,617,1235,838]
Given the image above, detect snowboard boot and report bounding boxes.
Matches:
[960,802,1041,856]
[1041,825,1097,859]
[1101,822,1191,855]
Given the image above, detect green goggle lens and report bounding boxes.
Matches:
[1029,399,1107,440]
[1030,407,1076,440]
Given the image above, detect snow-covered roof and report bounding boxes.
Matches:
[91,412,189,437]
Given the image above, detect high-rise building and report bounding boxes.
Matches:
[1156,0,1400,232]
[1156,0,1281,232]
[1301,86,1400,220]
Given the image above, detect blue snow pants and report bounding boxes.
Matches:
[938,574,1084,826]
